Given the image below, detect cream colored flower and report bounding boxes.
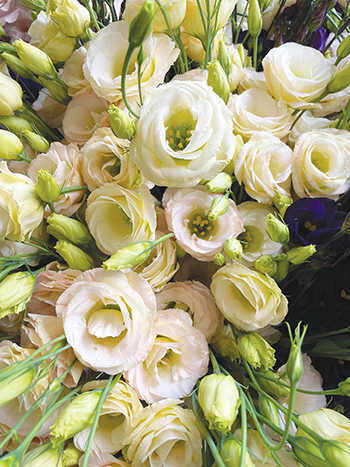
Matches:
[56,268,157,374]
[262,43,335,109]
[124,309,209,403]
[156,280,223,342]
[83,21,179,103]
[81,127,141,191]
[210,263,288,331]
[228,88,293,142]
[235,132,293,204]
[130,79,236,187]
[288,111,331,148]
[86,184,156,255]
[296,408,350,444]
[292,128,350,198]
[79,450,130,467]
[74,380,142,454]
[181,29,223,64]
[61,44,92,97]
[237,67,269,94]
[122,399,202,467]
[163,186,243,261]
[0,71,23,116]
[32,89,67,128]
[173,254,220,287]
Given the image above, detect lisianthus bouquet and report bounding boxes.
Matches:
[1,0,350,466]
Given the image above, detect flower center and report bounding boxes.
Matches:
[87,305,126,340]
[311,151,329,173]
[187,210,216,240]
[238,225,264,253]
[166,111,196,151]
[304,221,317,232]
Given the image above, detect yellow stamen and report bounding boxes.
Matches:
[341,290,346,298]
[174,121,178,128]
[200,231,206,236]
[304,221,312,229]
[309,225,317,231]
[194,227,198,232]
[178,143,183,148]
[168,130,173,136]
[207,226,212,230]
[169,138,174,144]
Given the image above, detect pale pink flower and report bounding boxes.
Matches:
[0,0,32,41]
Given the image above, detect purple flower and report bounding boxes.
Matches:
[309,27,328,52]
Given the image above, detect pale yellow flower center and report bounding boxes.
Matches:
[187,209,217,240]
[311,151,329,173]
[238,225,264,252]
[166,111,196,151]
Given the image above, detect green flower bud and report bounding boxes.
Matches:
[47,0,91,38]
[1,52,35,80]
[50,390,102,447]
[0,272,35,319]
[248,0,262,38]
[0,129,24,161]
[20,0,47,12]
[207,60,230,104]
[0,43,16,53]
[22,441,63,467]
[128,0,155,48]
[255,255,278,276]
[38,77,70,105]
[36,170,61,204]
[321,440,350,467]
[0,364,36,407]
[237,44,245,68]
[218,40,232,78]
[258,395,281,431]
[338,377,350,396]
[103,241,151,270]
[211,323,240,362]
[326,64,350,94]
[63,443,82,466]
[223,238,243,261]
[205,173,233,193]
[12,40,57,79]
[207,195,230,220]
[273,254,289,282]
[198,374,240,433]
[255,369,290,399]
[219,436,255,467]
[47,213,93,245]
[286,244,316,265]
[23,130,50,153]
[285,325,304,385]
[0,70,23,116]
[214,252,225,266]
[273,194,293,215]
[0,116,32,136]
[337,35,350,63]
[108,104,136,140]
[266,213,290,244]
[0,453,20,467]
[237,332,276,371]
[291,437,327,467]
[54,241,94,271]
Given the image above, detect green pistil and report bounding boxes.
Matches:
[166,120,194,151]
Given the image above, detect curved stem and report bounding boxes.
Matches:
[122,45,140,119]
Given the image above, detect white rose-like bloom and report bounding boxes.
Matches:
[79,450,130,467]
[228,88,293,142]
[124,309,209,403]
[122,398,202,467]
[211,263,288,331]
[27,142,85,217]
[235,132,293,204]
[74,380,142,454]
[0,162,44,242]
[130,80,236,187]
[83,21,179,103]
[292,128,350,198]
[262,43,336,109]
[56,268,157,374]
[237,67,269,94]
[288,111,331,148]
[163,186,244,261]
[81,128,141,191]
[86,183,156,255]
[156,280,223,342]
[61,44,92,97]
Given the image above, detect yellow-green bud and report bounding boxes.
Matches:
[47,0,91,38]
[272,254,289,282]
[176,242,186,258]
[237,332,276,371]
[211,323,240,362]
[198,374,241,433]
[285,342,303,386]
[128,0,155,48]
[20,0,47,12]
[54,241,94,271]
[258,395,281,431]
[63,443,82,466]
[321,440,350,467]
[337,35,350,63]
[0,129,24,161]
[103,241,151,270]
[22,441,63,467]
[286,244,316,265]
[108,105,136,140]
[0,453,20,467]
[248,0,262,38]
[0,272,35,319]
[218,40,232,78]
[0,365,36,407]
[36,170,61,204]
[0,43,16,53]
[205,173,233,193]
[207,60,230,104]
[326,63,350,94]
[0,116,32,136]
[237,44,245,68]
[338,377,350,396]
[50,390,102,447]
[214,252,225,266]
[223,238,243,261]
[266,213,290,244]
[219,436,255,467]
[23,130,50,153]
[255,255,278,276]
[255,369,290,399]
[291,437,327,467]
[0,70,23,115]
[208,195,230,220]
[1,52,35,80]
[273,194,293,216]
[38,77,70,105]
[12,40,57,79]
[47,213,93,245]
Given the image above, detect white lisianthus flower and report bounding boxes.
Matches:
[124,309,209,403]
[262,43,335,109]
[130,80,236,187]
[61,44,92,97]
[32,89,67,128]
[163,186,244,261]
[292,128,350,198]
[83,21,179,103]
[288,111,331,148]
[235,132,293,204]
[156,280,223,342]
[86,183,156,255]
[81,128,141,191]
[180,29,224,65]
[56,268,157,374]
[237,67,269,94]
[211,263,288,331]
[296,408,350,443]
[228,88,293,142]
[78,450,130,467]
[122,399,202,467]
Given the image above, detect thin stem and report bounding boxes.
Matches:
[121,45,140,119]
[82,0,100,31]
[204,0,212,68]
[60,185,89,194]
[239,390,247,467]
[19,103,62,142]
[209,348,221,374]
[253,35,258,70]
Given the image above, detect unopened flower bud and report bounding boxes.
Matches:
[218,40,232,78]
[255,255,278,276]
[337,35,350,63]
[0,71,23,115]
[237,44,245,67]
[128,0,155,48]
[0,42,15,53]
[258,395,281,431]
[47,213,93,245]
[63,443,82,466]
[338,377,350,396]
[103,241,151,270]
[273,254,289,282]
[207,60,230,104]
[12,39,57,79]
[273,194,293,216]
[291,437,327,467]
[0,452,19,467]
[0,129,24,161]
[266,213,290,244]
[23,130,50,153]
[248,0,262,38]
[198,374,240,433]
[286,244,316,265]
[39,77,70,105]
[223,238,243,261]
[214,252,225,266]
[22,441,63,467]
[211,323,240,362]
[321,440,350,467]
[205,172,233,193]
[0,364,36,407]
[0,272,35,318]
[255,369,289,399]
[1,52,34,80]
[108,105,136,140]
[36,170,61,204]
[237,332,276,371]
[326,64,350,94]
[219,436,255,467]
[54,241,94,271]
[47,0,91,38]
[20,0,47,12]
[207,195,230,220]
[0,116,32,136]
[285,326,304,385]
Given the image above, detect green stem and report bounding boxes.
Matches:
[122,45,140,119]
[204,0,212,68]
[81,0,100,31]
[209,348,221,374]
[253,35,258,70]
[19,103,62,142]
[60,185,89,194]
[137,46,144,106]
[239,389,247,467]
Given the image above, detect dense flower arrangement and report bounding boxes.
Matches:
[1,0,350,466]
